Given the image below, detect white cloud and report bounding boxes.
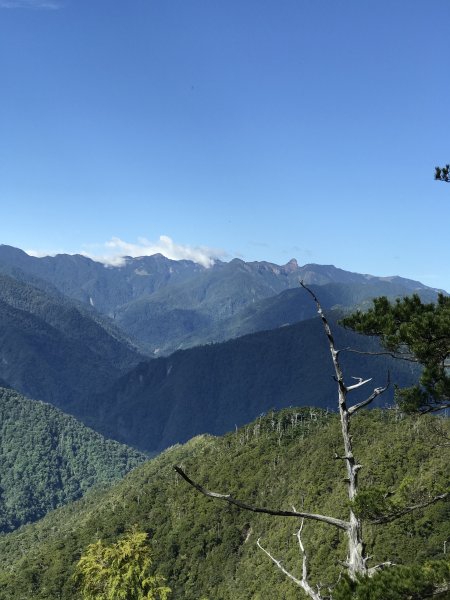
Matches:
[25,248,61,257]
[0,0,62,8]
[25,236,226,268]
[82,235,226,268]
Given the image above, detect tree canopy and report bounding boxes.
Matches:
[343,294,450,414]
[435,165,450,182]
[74,528,171,600]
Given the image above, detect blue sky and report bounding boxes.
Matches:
[1,1,449,288]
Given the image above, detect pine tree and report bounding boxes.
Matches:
[435,165,450,182]
[343,294,450,414]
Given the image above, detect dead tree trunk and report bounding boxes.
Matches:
[300,282,390,580]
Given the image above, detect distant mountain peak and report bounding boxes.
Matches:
[283,258,298,272]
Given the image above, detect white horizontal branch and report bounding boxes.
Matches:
[367,561,395,577]
[348,374,390,416]
[347,377,373,392]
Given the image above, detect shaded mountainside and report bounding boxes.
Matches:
[0,273,143,414]
[0,409,448,599]
[85,314,420,453]
[0,245,442,356]
[0,387,146,533]
[0,272,142,360]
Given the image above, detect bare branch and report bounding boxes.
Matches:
[174,466,349,530]
[341,347,419,364]
[295,518,325,600]
[370,492,449,525]
[257,538,303,587]
[367,561,395,577]
[347,377,373,392]
[419,402,450,415]
[257,537,323,600]
[292,510,310,583]
[334,453,352,461]
[296,520,308,581]
[348,373,390,416]
[427,583,450,597]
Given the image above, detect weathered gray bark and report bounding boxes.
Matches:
[257,519,323,600]
[300,282,389,580]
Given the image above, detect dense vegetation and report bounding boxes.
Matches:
[0,408,447,599]
[74,528,171,600]
[0,387,146,532]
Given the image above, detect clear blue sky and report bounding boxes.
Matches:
[1,1,449,288]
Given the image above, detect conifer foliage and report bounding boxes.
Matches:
[343,294,450,414]
[435,165,450,182]
[74,528,171,600]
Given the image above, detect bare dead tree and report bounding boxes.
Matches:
[174,282,448,599]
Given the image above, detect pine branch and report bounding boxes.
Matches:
[370,492,449,525]
[341,347,419,364]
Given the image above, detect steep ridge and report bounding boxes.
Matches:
[0,387,146,533]
[0,409,447,599]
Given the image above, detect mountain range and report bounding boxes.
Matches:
[0,245,441,355]
[0,245,434,452]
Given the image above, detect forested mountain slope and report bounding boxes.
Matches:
[0,273,143,414]
[176,280,441,351]
[86,314,420,452]
[0,409,447,599]
[0,387,146,533]
[0,262,422,456]
[0,244,442,459]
